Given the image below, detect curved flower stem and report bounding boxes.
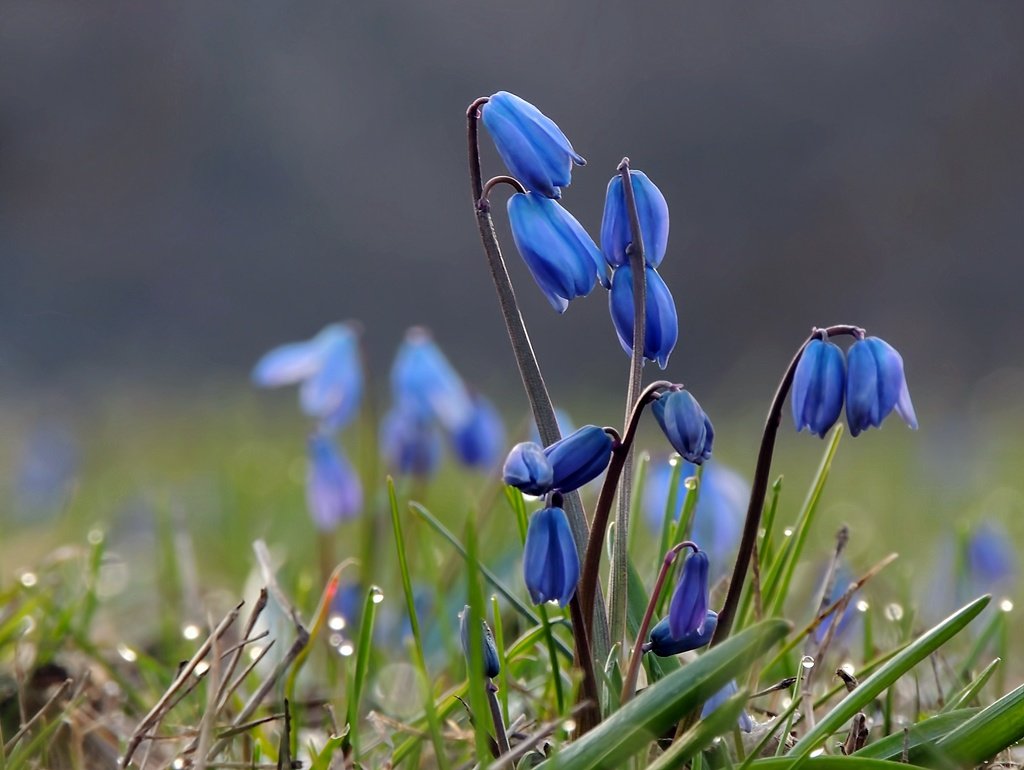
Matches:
[479,175,527,207]
[580,380,674,635]
[608,157,648,654]
[620,541,698,705]
[711,324,866,647]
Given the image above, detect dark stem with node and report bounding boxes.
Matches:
[478,175,527,210]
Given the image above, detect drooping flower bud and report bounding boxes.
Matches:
[391,328,472,432]
[600,170,670,269]
[652,390,714,465]
[608,264,678,369]
[791,338,846,438]
[647,610,718,657]
[503,442,555,496]
[459,605,501,679]
[523,506,580,607]
[668,549,710,639]
[845,336,918,437]
[306,433,362,530]
[543,425,615,493]
[450,394,505,470]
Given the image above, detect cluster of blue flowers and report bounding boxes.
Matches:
[482,91,678,369]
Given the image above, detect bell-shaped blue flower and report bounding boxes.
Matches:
[503,442,554,496]
[647,610,717,657]
[601,170,670,269]
[668,549,710,639]
[481,91,585,199]
[701,680,754,733]
[652,390,714,465]
[380,404,443,477]
[507,192,607,313]
[523,506,580,606]
[845,336,918,437]
[391,328,472,432]
[306,433,362,531]
[459,605,501,679]
[609,265,678,369]
[543,425,615,493]
[792,338,846,438]
[450,394,505,470]
[964,522,1017,595]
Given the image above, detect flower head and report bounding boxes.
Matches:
[391,328,472,432]
[652,390,714,465]
[543,425,615,493]
[668,549,710,639]
[306,433,362,530]
[601,170,670,269]
[380,404,443,477]
[608,265,678,369]
[503,442,554,496]
[792,338,846,438]
[845,336,918,437]
[523,506,580,607]
[648,610,717,657]
[507,192,606,313]
[450,394,505,470]
[459,605,501,679]
[481,91,585,199]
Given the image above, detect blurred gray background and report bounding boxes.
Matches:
[2,1,1022,413]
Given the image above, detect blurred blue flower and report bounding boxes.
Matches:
[669,549,710,638]
[481,91,585,199]
[391,328,472,432]
[507,192,606,313]
[503,442,554,496]
[600,170,670,269]
[792,338,846,438]
[15,420,79,516]
[964,522,1016,595]
[380,404,443,477]
[608,264,678,369]
[544,425,615,493]
[845,336,918,437]
[459,605,501,678]
[306,433,362,530]
[652,390,714,465]
[450,394,506,470]
[701,680,754,733]
[252,322,363,429]
[523,506,580,606]
[648,610,717,657]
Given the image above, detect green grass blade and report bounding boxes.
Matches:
[933,680,1024,766]
[942,657,1000,713]
[344,584,380,759]
[465,517,494,766]
[657,456,685,560]
[853,709,978,760]
[748,759,927,770]
[646,689,749,770]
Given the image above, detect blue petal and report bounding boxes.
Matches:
[845,340,880,436]
[523,507,554,603]
[599,171,669,268]
[391,329,472,431]
[600,175,630,268]
[669,550,710,638]
[252,339,324,387]
[299,328,363,426]
[380,405,443,477]
[503,442,554,496]
[307,434,362,531]
[648,611,717,657]
[451,394,506,469]
[543,425,614,493]
[552,507,580,606]
[608,265,678,368]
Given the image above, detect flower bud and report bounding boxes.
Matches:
[647,610,717,657]
[791,338,846,438]
[543,425,615,493]
[652,390,714,465]
[523,506,580,607]
[503,442,555,496]
[668,549,710,639]
[600,170,670,269]
[459,605,501,679]
[608,265,678,369]
[845,336,917,437]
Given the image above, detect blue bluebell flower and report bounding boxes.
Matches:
[669,550,710,639]
[253,323,363,428]
[600,170,670,269]
[391,328,472,432]
[507,192,607,313]
[380,404,443,477]
[459,605,501,678]
[792,338,846,438]
[503,442,554,496]
[701,680,754,733]
[450,394,506,470]
[306,433,362,530]
[544,425,615,493]
[652,390,714,465]
[845,336,918,437]
[523,506,580,606]
[965,522,1016,593]
[608,265,678,369]
[481,91,585,199]
[648,610,717,657]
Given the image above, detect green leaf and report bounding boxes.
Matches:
[646,689,749,770]
[941,657,999,713]
[932,680,1024,766]
[853,709,978,760]
[748,759,927,770]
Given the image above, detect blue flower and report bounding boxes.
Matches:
[459,605,501,679]
[964,522,1016,593]
[481,91,585,199]
[845,336,918,437]
[252,323,363,429]
[544,425,615,493]
[523,506,580,606]
[503,442,554,496]
[450,394,505,470]
[391,328,472,432]
[600,170,670,269]
[652,390,714,465]
[507,192,607,313]
[648,610,717,657]
[608,265,678,369]
[306,433,362,530]
[669,549,710,639]
[380,404,443,477]
[792,338,846,438]
[701,680,754,733]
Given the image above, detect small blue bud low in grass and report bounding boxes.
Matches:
[391,328,472,432]
[507,192,607,313]
[481,91,585,199]
[652,390,714,465]
[380,405,443,477]
[306,433,362,530]
[450,394,505,470]
[523,506,580,607]
[459,605,501,678]
[648,610,717,657]
[668,549,710,639]
[702,680,754,733]
[544,425,615,493]
[608,264,678,369]
[601,170,670,269]
[503,442,554,496]
[792,338,846,438]
[845,336,918,437]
